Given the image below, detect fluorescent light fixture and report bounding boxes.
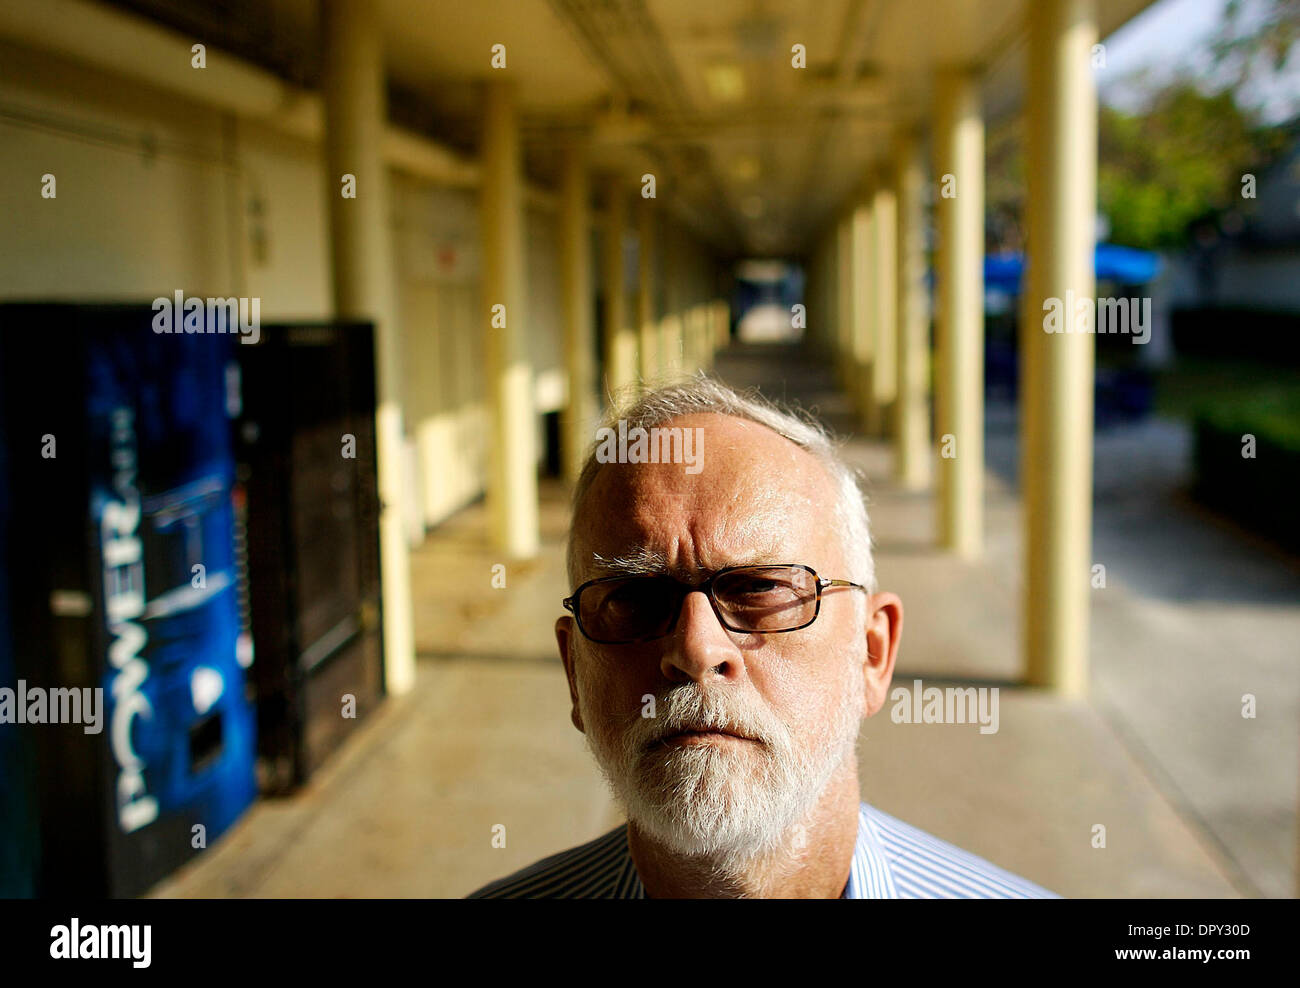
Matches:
[704,63,746,103]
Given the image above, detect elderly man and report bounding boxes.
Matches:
[470,377,1053,899]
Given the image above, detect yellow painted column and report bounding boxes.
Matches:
[559,143,594,487]
[637,196,658,382]
[804,246,818,352]
[664,226,681,373]
[818,235,834,359]
[850,201,876,432]
[480,78,539,559]
[687,236,697,372]
[818,235,832,359]
[701,249,716,367]
[1021,0,1097,697]
[816,239,829,358]
[321,0,414,694]
[836,213,854,392]
[685,304,701,373]
[816,237,825,357]
[871,179,899,437]
[933,68,985,559]
[893,130,932,490]
[660,223,684,379]
[700,291,717,370]
[602,181,636,396]
[712,261,730,353]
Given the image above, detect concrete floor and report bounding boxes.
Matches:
[151,342,1297,899]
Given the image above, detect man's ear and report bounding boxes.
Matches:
[556,615,585,734]
[862,592,902,718]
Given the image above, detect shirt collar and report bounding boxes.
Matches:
[843,802,899,898]
[616,803,896,899]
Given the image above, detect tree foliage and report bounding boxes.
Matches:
[1212,0,1300,93]
[1098,83,1281,249]
[986,0,1299,252]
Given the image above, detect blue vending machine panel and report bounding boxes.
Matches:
[0,420,39,896]
[0,305,257,896]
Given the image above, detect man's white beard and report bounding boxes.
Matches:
[581,666,863,875]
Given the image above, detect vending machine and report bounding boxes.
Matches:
[0,304,258,896]
[234,322,385,792]
[0,445,39,897]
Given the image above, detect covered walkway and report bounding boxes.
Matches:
[3,0,1294,900]
[151,340,1289,899]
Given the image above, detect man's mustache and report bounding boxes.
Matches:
[634,688,776,750]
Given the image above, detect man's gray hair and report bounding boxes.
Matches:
[567,374,875,594]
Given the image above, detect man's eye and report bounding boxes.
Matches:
[602,591,645,614]
[730,578,795,597]
[598,581,670,615]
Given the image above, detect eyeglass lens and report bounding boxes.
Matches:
[577,565,818,642]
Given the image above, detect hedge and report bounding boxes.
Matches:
[1193,392,1300,551]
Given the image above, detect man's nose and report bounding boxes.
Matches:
[660,590,745,684]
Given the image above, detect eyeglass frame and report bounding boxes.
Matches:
[561,563,868,645]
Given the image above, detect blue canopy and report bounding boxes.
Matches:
[985,244,1162,293]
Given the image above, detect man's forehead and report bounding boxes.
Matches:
[574,412,837,573]
[590,413,829,492]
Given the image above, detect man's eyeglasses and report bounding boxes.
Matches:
[562,563,868,645]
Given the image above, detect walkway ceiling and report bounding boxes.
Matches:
[114,0,1159,258]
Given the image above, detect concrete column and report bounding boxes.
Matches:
[823,233,833,364]
[850,201,875,432]
[321,0,414,695]
[700,247,715,367]
[690,252,705,372]
[480,78,539,558]
[700,292,717,370]
[804,247,818,351]
[602,182,636,395]
[893,131,932,490]
[1021,0,1097,697]
[816,240,828,356]
[559,143,594,487]
[871,179,899,436]
[817,237,833,358]
[685,304,701,373]
[817,238,826,356]
[836,213,854,391]
[680,242,696,370]
[637,196,658,381]
[661,224,684,378]
[933,69,985,559]
[712,261,730,351]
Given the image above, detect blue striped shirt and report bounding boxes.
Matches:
[467,801,1058,898]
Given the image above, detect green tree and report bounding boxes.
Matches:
[1212,0,1300,109]
[1098,82,1280,249]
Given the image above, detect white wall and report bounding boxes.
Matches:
[1216,247,1300,311]
[237,119,333,319]
[393,177,489,527]
[525,205,565,412]
[0,40,237,301]
[1162,247,1300,313]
